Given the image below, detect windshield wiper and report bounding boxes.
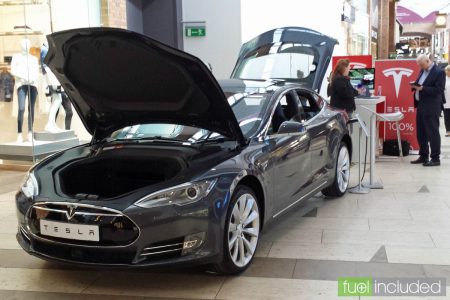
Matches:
[195,131,213,150]
[115,136,187,144]
[196,133,233,148]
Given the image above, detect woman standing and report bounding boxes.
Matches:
[444,65,450,137]
[329,59,360,116]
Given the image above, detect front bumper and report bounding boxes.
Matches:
[16,229,220,268]
[15,180,231,268]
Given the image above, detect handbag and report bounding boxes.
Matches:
[382,139,410,156]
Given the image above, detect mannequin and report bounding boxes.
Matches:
[43,66,63,133]
[11,38,39,143]
[55,91,73,130]
[41,42,72,132]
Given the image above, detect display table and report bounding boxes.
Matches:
[0,130,79,161]
[352,96,386,163]
[324,96,386,163]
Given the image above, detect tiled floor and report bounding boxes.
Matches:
[2,125,450,299]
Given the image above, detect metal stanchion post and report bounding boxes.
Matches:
[349,116,370,194]
[363,113,383,189]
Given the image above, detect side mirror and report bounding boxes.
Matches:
[277,121,305,135]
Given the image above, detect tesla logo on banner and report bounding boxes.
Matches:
[349,62,367,69]
[382,68,414,98]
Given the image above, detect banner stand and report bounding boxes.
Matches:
[375,59,420,150]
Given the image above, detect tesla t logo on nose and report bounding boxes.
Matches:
[349,62,367,69]
[66,205,77,220]
[382,68,414,98]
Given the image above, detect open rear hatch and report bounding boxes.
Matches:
[231,27,338,92]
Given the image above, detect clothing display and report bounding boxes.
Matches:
[42,45,67,132]
[40,43,48,74]
[29,46,41,60]
[11,39,40,137]
[11,52,39,88]
[56,92,73,130]
[44,85,63,133]
[17,85,38,133]
[0,69,14,102]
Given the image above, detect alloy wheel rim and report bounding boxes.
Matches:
[228,193,260,268]
[337,146,350,192]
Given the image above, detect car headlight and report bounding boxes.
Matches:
[135,179,218,208]
[21,172,39,198]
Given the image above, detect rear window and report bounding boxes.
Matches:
[233,42,318,82]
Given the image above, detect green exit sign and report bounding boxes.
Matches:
[185,27,206,37]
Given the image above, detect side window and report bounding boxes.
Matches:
[295,90,322,121]
[267,94,287,135]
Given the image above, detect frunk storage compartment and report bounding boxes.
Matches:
[58,153,185,199]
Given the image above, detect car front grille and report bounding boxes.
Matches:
[27,202,139,246]
[32,240,135,264]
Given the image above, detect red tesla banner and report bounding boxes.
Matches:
[375,59,420,150]
[332,55,373,70]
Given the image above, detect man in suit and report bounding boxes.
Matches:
[410,54,446,166]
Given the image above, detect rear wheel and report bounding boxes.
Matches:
[322,142,350,197]
[213,186,260,274]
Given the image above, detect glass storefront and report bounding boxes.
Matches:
[0,0,123,164]
[350,0,370,55]
[341,0,370,55]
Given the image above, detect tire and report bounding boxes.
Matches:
[322,142,350,197]
[212,185,261,274]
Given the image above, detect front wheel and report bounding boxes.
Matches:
[213,186,260,274]
[322,142,350,197]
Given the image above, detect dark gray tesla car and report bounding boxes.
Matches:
[16,27,351,274]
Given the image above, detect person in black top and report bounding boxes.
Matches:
[329,59,361,115]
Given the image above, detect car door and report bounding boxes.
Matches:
[295,89,330,185]
[265,91,312,215]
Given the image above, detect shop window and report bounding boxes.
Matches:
[0,0,109,163]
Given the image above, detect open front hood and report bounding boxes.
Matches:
[231,27,338,92]
[45,28,245,144]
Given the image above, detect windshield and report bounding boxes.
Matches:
[228,92,271,137]
[108,92,271,142]
[233,42,318,83]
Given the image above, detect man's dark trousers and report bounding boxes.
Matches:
[416,109,440,160]
[413,64,446,162]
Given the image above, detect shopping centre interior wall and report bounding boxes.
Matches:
[181,0,242,79]
[126,0,143,34]
[240,0,347,53]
